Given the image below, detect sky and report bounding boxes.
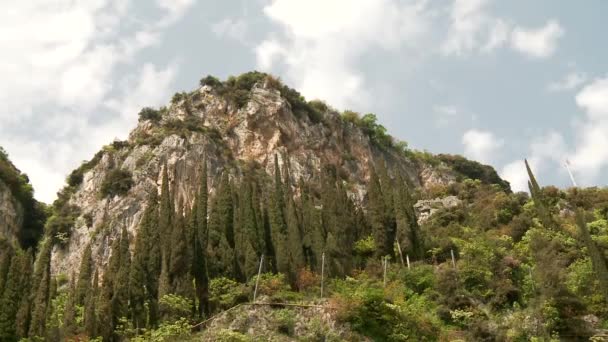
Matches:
[1,0,607,203]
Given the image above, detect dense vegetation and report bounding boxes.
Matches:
[1,150,607,341]
[0,147,46,249]
[1,73,607,341]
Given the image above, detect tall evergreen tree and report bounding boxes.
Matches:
[84,269,98,338]
[193,158,210,317]
[112,228,131,324]
[28,240,52,339]
[282,158,305,282]
[63,273,77,338]
[98,235,121,340]
[269,154,289,275]
[525,159,558,230]
[14,250,33,339]
[159,163,174,273]
[0,240,12,299]
[170,198,194,298]
[574,209,608,303]
[0,249,27,341]
[394,173,424,260]
[367,164,392,258]
[76,244,93,305]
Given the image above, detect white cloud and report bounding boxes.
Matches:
[442,0,509,55]
[0,1,192,202]
[442,1,563,58]
[212,18,248,42]
[500,132,566,192]
[568,78,608,183]
[547,72,587,92]
[433,105,460,126]
[256,0,431,109]
[511,20,564,58]
[461,129,503,164]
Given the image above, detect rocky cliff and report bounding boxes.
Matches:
[48,73,497,278]
[0,179,23,244]
[0,148,45,248]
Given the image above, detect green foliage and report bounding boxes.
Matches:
[342,112,395,149]
[99,169,134,198]
[438,154,510,191]
[213,329,252,342]
[130,317,192,342]
[138,107,162,122]
[200,75,222,88]
[273,308,296,335]
[353,236,376,257]
[332,276,441,341]
[209,277,248,311]
[158,294,190,320]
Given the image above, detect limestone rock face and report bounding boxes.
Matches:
[414,195,462,224]
[50,81,452,277]
[0,179,23,244]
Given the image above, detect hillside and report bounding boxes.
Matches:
[0,72,607,341]
[0,147,46,249]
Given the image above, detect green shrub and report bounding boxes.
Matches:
[274,308,296,335]
[209,277,249,312]
[437,154,510,191]
[100,169,134,198]
[402,264,436,294]
[138,107,162,122]
[200,75,222,88]
[213,329,251,342]
[159,294,191,321]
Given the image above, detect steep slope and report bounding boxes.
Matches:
[47,72,506,277]
[0,147,45,248]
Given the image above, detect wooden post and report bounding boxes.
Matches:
[450,249,456,269]
[253,254,264,303]
[320,252,325,298]
[529,267,535,292]
[396,241,405,267]
[383,256,388,287]
[406,254,411,270]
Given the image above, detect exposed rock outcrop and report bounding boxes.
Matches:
[0,179,23,244]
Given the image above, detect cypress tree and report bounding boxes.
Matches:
[270,154,289,275]
[112,228,131,324]
[159,163,173,272]
[394,173,424,260]
[376,160,396,258]
[525,159,557,230]
[367,165,391,258]
[193,158,210,317]
[146,192,162,327]
[170,198,193,298]
[0,249,27,341]
[574,209,608,303]
[28,240,51,339]
[75,244,93,305]
[98,236,121,340]
[130,191,159,329]
[208,170,235,278]
[283,160,305,282]
[0,241,12,299]
[84,269,98,338]
[300,179,324,271]
[63,273,77,338]
[14,250,33,339]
